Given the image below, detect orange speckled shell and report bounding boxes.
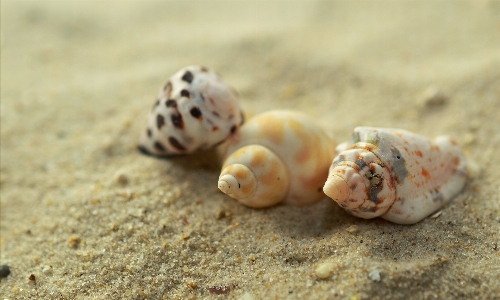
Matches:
[221,110,336,207]
[324,127,467,224]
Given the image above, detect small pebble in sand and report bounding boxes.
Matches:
[216,209,228,219]
[117,189,135,200]
[187,281,197,289]
[68,236,80,248]
[239,292,255,300]
[28,273,36,283]
[315,262,335,279]
[462,133,475,146]
[430,210,443,219]
[0,265,11,278]
[416,86,448,109]
[345,225,359,233]
[42,266,53,276]
[115,170,129,185]
[466,159,481,179]
[207,285,231,294]
[368,268,381,282]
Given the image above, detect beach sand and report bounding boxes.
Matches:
[1,1,499,299]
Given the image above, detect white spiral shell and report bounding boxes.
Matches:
[323,127,468,224]
[218,110,337,208]
[138,66,244,156]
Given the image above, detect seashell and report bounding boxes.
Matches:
[138,65,244,156]
[218,110,336,208]
[323,127,467,224]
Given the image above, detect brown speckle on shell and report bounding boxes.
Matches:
[190,107,202,119]
[181,71,194,83]
[166,99,177,108]
[147,128,152,138]
[154,141,166,152]
[168,137,186,151]
[171,113,184,129]
[181,89,190,98]
[156,114,165,129]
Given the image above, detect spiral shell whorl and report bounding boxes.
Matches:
[219,145,289,208]
[218,165,256,198]
[324,148,396,219]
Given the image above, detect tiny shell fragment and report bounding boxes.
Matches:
[369,268,381,282]
[345,225,359,233]
[315,262,335,279]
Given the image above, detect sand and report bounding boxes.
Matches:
[1,1,499,299]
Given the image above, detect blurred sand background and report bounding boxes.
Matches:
[1,1,499,299]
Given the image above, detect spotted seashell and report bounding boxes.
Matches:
[138,66,244,156]
[218,110,336,208]
[323,127,467,224]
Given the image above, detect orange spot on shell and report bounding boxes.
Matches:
[295,147,312,164]
[250,149,268,167]
[299,166,329,193]
[224,165,234,173]
[234,168,248,180]
[240,181,255,196]
[258,115,285,145]
[421,167,431,180]
[287,118,316,150]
